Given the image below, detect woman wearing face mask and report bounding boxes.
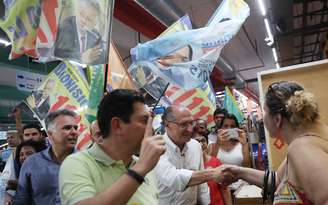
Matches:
[221,81,328,205]
[208,114,251,168]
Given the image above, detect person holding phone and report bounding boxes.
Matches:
[208,113,251,168]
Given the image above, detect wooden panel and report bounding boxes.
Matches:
[258,59,328,170]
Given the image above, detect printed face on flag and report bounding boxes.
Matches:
[157,46,192,67]
[52,0,112,65]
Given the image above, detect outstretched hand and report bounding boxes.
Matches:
[218,164,240,186]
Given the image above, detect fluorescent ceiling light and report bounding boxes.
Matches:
[275,62,280,69]
[264,18,273,39]
[0,39,11,46]
[257,0,266,16]
[272,48,278,62]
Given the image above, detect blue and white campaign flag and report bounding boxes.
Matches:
[128,0,250,90]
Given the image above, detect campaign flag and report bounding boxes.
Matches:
[129,0,249,90]
[164,83,217,128]
[44,0,114,65]
[25,62,104,149]
[1,0,115,65]
[107,41,135,91]
[0,0,41,59]
[223,86,244,123]
[130,14,217,127]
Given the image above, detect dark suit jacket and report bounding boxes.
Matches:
[54,16,106,64]
[32,91,50,120]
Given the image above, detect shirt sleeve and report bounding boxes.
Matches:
[59,155,96,205]
[13,159,33,205]
[208,132,217,145]
[154,154,193,191]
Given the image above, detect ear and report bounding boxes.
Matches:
[110,117,123,135]
[274,113,283,128]
[47,130,54,144]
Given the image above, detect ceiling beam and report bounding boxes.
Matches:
[278,22,328,37]
[293,8,328,18]
[293,0,321,3]
[114,0,167,39]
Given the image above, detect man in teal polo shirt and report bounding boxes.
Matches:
[59,89,166,205]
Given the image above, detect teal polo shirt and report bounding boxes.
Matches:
[59,143,159,205]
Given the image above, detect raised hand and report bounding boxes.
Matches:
[217,129,229,142]
[133,115,166,176]
[237,128,247,145]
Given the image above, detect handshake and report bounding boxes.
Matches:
[209,164,241,185]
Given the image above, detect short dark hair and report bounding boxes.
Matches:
[220,113,239,128]
[97,89,145,138]
[213,107,228,117]
[15,140,47,168]
[45,109,77,130]
[22,123,42,134]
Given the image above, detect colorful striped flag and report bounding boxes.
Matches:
[223,86,245,123]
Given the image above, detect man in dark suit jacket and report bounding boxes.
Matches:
[54,0,106,65]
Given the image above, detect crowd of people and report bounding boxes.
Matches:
[0,81,327,205]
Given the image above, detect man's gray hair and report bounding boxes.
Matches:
[45,109,77,130]
[162,106,181,126]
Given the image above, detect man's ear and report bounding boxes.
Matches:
[111,117,122,135]
[47,129,54,144]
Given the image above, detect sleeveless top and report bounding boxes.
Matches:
[218,142,243,166]
[273,132,327,205]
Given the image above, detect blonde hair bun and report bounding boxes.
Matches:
[286,90,319,127]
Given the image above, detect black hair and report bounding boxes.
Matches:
[22,123,41,134]
[97,89,145,138]
[15,140,47,172]
[45,109,77,130]
[213,107,228,117]
[220,113,240,129]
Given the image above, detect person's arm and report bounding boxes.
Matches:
[221,187,233,205]
[155,153,225,192]
[14,107,23,141]
[13,161,32,205]
[288,137,328,205]
[208,130,227,157]
[238,129,252,167]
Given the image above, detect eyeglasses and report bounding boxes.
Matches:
[168,120,196,129]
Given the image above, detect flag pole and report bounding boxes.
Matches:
[153,83,170,110]
[104,64,109,93]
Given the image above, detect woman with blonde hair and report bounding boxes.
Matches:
[223,81,328,205]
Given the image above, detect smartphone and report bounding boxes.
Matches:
[227,128,239,140]
[153,106,165,115]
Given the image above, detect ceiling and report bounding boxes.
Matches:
[0,0,327,130]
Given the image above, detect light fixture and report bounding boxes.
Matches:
[257,0,266,16]
[272,48,278,62]
[264,18,273,39]
[275,62,280,69]
[0,38,11,46]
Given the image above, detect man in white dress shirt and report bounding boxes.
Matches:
[155,106,233,205]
